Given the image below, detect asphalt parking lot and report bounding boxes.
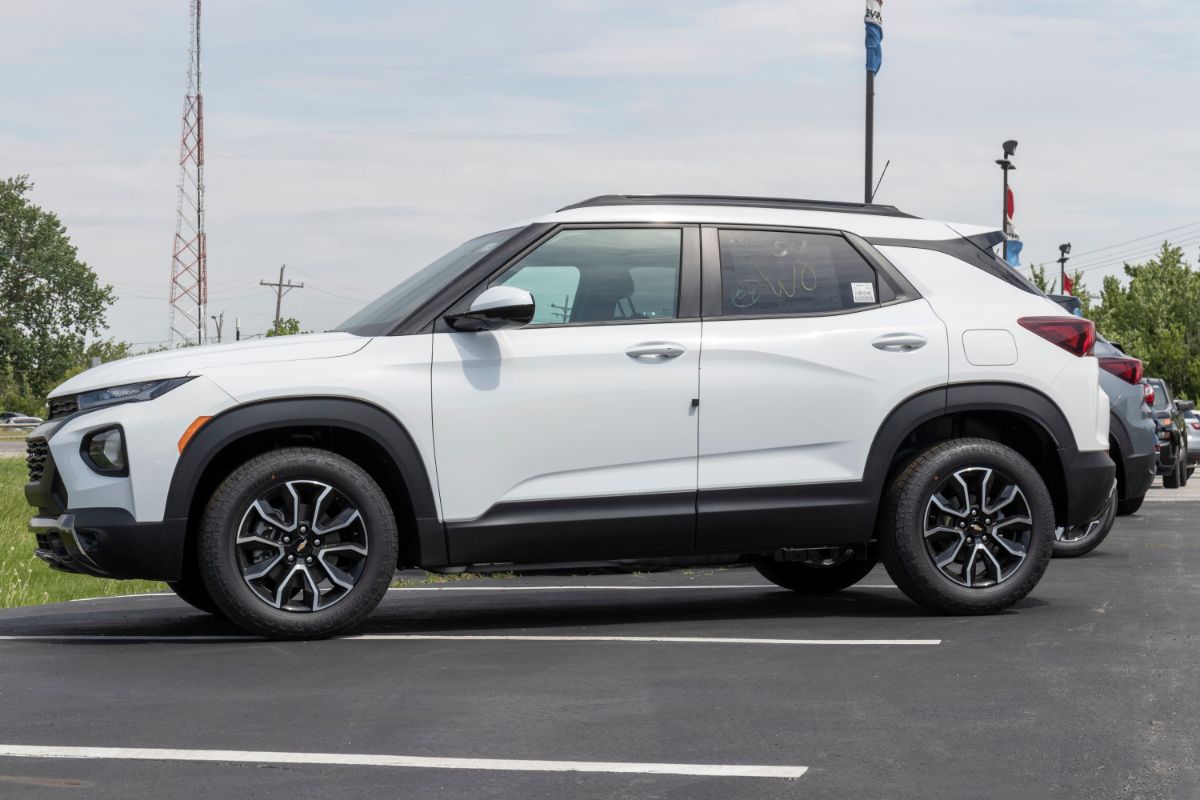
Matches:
[0,483,1197,799]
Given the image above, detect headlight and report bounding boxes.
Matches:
[76,377,192,412]
[81,426,127,475]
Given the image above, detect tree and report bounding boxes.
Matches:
[1029,264,1052,293]
[266,317,302,337]
[1090,242,1200,399]
[0,176,114,401]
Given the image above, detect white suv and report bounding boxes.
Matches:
[25,195,1114,638]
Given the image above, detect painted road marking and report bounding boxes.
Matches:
[0,633,939,645]
[0,744,807,779]
[387,584,900,592]
[349,634,940,645]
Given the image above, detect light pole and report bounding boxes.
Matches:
[995,140,1018,261]
[1058,243,1071,294]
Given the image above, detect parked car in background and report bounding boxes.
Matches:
[1144,377,1189,488]
[1050,335,1155,555]
[1180,401,1198,477]
[0,415,44,428]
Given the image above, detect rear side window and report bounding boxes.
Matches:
[718,230,880,316]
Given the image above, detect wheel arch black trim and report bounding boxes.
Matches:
[165,397,445,565]
[863,381,1076,494]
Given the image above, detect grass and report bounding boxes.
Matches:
[0,458,165,608]
[391,570,516,588]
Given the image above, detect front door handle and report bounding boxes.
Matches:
[872,333,927,352]
[626,342,685,361]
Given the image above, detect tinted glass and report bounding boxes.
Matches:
[718,230,879,316]
[1150,380,1170,411]
[337,228,520,335]
[494,228,681,325]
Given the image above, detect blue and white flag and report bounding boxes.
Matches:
[865,0,884,74]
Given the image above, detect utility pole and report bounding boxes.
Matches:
[210,311,224,343]
[1057,243,1072,295]
[260,264,304,330]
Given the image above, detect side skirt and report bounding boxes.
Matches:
[439,484,877,568]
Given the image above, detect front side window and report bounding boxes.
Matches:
[493,228,681,325]
[718,229,880,317]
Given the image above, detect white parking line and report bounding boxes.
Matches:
[0,744,807,779]
[349,634,940,645]
[69,593,174,602]
[0,633,939,645]
[387,584,899,592]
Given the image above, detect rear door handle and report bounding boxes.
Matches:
[626,342,685,361]
[872,333,927,352]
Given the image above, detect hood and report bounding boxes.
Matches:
[52,332,371,397]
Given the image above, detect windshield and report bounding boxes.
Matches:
[336,228,521,335]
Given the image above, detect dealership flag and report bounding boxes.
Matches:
[865,0,884,74]
[1004,185,1023,267]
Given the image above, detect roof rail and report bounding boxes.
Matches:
[557,194,917,218]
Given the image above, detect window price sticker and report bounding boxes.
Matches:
[851,282,876,304]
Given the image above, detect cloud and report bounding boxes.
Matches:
[1,0,1197,346]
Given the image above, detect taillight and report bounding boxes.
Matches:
[1098,356,1144,385]
[1143,382,1156,407]
[1018,316,1096,357]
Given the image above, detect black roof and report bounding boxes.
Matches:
[558,194,917,218]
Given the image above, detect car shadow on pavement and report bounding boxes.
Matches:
[0,585,1046,641]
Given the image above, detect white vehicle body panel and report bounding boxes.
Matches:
[45,376,237,521]
[430,324,701,521]
[879,245,1108,452]
[698,301,948,489]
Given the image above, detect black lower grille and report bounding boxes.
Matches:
[27,437,49,482]
[48,395,78,419]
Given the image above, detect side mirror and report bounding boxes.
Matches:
[1176,400,1194,413]
[444,286,535,332]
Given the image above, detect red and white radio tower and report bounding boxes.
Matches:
[167,0,207,347]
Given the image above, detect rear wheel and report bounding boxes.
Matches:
[199,447,399,640]
[878,438,1054,615]
[1052,482,1116,558]
[754,548,878,594]
[1164,454,1182,488]
[1115,494,1145,516]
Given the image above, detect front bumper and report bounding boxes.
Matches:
[31,509,186,581]
[1059,447,1116,527]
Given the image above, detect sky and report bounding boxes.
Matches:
[2,0,1199,348]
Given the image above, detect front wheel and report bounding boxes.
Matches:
[1052,482,1116,558]
[199,447,399,640]
[878,439,1054,615]
[754,548,878,594]
[167,573,222,615]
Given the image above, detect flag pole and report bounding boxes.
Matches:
[865,70,874,203]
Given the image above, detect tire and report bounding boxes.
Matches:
[167,574,223,615]
[755,549,879,594]
[1052,483,1116,558]
[198,447,399,640]
[1163,456,1181,489]
[878,438,1054,615]
[1116,495,1145,516]
[1181,450,1190,486]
